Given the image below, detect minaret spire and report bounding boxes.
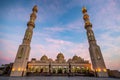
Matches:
[22,5,38,45]
[82,7,108,77]
[10,5,38,76]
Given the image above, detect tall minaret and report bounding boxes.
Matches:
[10,5,38,76]
[82,7,108,77]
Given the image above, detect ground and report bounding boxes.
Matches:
[0,76,120,80]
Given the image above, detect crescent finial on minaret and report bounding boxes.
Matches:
[82,6,87,13]
[32,5,38,13]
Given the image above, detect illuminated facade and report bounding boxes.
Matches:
[27,53,91,74]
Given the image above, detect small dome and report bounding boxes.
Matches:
[31,58,36,61]
[48,58,53,62]
[57,53,64,59]
[78,57,83,61]
[31,58,36,62]
[40,55,48,61]
[67,58,72,62]
[72,55,84,62]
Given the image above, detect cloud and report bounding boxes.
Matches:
[0,28,24,65]
[43,18,83,33]
[44,27,65,32]
[37,0,70,23]
[30,37,90,62]
[2,5,30,22]
[45,38,71,45]
[93,0,120,32]
[0,55,11,65]
[0,0,120,71]
[96,31,120,70]
[0,39,17,65]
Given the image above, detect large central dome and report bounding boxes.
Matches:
[40,55,48,61]
[56,52,65,63]
[57,53,64,59]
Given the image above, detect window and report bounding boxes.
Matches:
[18,48,24,58]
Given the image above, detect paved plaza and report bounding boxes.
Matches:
[0,76,120,80]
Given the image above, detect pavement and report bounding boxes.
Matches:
[0,76,120,80]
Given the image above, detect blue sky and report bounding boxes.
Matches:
[0,0,120,70]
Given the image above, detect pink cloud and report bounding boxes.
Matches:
[0,0,120,71]
[0,38,19,65]
[0,54,12,65]
[96,31,120,70]
[45,38,72,45]
[29,38,90,62]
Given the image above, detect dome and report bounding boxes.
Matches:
[72,55,78,61]
[72,55,84,62]
[48,58,53,62]
[67,58,72,62]
[40,55,48,61]
[57,53,64,59]
[56,53,65,63]
[78,57,83,61]
[31,58,36,61]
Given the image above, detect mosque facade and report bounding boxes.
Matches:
[27,53,91,74]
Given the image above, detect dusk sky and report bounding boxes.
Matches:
[0,0,120,71]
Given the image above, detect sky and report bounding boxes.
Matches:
[0,0,120,71]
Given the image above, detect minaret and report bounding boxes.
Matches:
[82,7,108,77]
[10,5,38,76]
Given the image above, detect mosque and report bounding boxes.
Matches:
[10,5,108,77]
[27,53,91,75]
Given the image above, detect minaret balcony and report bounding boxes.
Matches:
[85,22,92,29]
[27,21,35,28]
